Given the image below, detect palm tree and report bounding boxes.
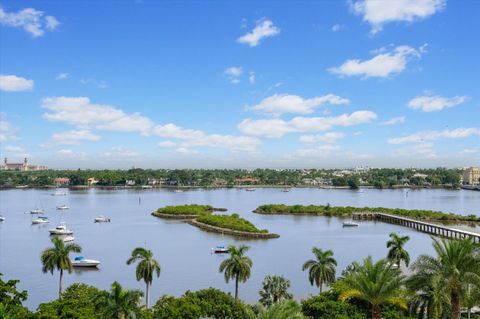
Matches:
[339,256,406,319]
[95,281,143,319]
[40,237,81,299]
[411,237,480,319]
[219,245,253,299]
[406,272,449,319]
[302,247,337,293]
[462,284,480,319]
[256,300,305,319]
[386,232,411,268]
[259,275,293,307]
[126,247,161,309]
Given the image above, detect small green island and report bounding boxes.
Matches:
[152,205,279,238]
[254,204,479,222]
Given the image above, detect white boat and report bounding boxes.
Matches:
[49,222,73,235]
[0,216,5,222]
[141,185,153,189]
[212,246,229,254]
[72,256,100,268]
[282,188,291,192]
[61,235,75,242]
[30,208,45,214]
[51,191,66,196]
[173,189,184,193]
[32,216,49,224]
[246,188,256,191]
[56,204,69,210]
[94,215,111,223]
[343,221,359,227]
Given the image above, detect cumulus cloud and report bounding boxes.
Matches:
[331,24,345,32]
[381,116,406,125]
[224,66,243,84]
[392,142,437,159]
[299,132,345,144]
[407,95,468,112]
[328,44,426,79]
[51,130,101,145]
[388,128,480,144]
[0,7,59,37]
[158,140,176,148]
[237,19,280,47]
[3,145,23,153]
[0,74,34,91]
[248,93,350,115]
[56,73,69,80]
[99,147,139,160]
[352,0,446,34]
[249,72,256,84]
[238,110,377,138]
[42,96,154,135]
[0,113,18,143]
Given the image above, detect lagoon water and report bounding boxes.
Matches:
[0,187,479,309]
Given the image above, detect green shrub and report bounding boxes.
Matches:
[196,214,268,233]
[155,204,213,216]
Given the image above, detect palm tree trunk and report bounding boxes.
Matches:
[451,289,461,319]
[319,279,323,293]
[235,274,239,299]
[145,282,149,309]
[58,269,63,299]
[371,304,382,319]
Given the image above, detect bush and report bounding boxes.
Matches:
[196,214,268,233]
[155,204,214,216]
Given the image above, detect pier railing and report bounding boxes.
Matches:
[352,212,480,243]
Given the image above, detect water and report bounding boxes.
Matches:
[0,187,479,309]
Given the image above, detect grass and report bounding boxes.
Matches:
[196,213,269,233]
[254,204,479,222]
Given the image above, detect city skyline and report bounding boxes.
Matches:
[1,0,479,169]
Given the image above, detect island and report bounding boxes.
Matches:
[151,204,217,219]
[253,204,479,223]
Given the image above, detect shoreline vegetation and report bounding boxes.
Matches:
[152,205,278,238]
[254,204,479,222]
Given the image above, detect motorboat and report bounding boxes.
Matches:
[94,215,111,223]
[61,235,75,242]
[56,204,69,210]
[343,221,359,227]
[212,246,229,254]
[30,208,45,214]
[141,185,153,189]
[51,191,66,196]
[0,216,5,222]
[49,222,73,235]
[246,188,256,191]
[71,256,100,268]
[32,216,49,224]
[173,189,184,193]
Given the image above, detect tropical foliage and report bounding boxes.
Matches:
[126,247,161,309]
[95,281,143,319]
[386,232,411,268]
[258,275,293,307]
[154,204,214,216]
[256,300,305,319]
[219,245,253,299]
[302,247,337,293]
[197,213,268,233]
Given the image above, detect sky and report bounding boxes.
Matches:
[0,0,479,169]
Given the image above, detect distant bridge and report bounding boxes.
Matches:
[352,212,480,243]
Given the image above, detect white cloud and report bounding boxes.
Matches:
[56,73,69,80]
[295,144,342,157]
[158,140,176,148]
[51,130,101,145]
[42,96,154,135]
[389,128,480,144]
[0,113,17,143]
[57,149,73,156]
[0,74,34,91]
[237,19,280,47]
[238,110,377,138]
[249,72,256,84]
[175,147,199,155]
[248,93,350,115]
[4,145,23,152]
[80,78,107,89]
[224,66,243,84]
[381,116,406,125]
[299,132,345,144]
[352,0,446,34]
[328,45,425,79]
[331,24,345,32]
[392,142,437,159]
[99,147,139,160]
[0,7,59,37]
[407,95,468,112]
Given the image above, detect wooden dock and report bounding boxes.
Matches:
[352,212,480,243]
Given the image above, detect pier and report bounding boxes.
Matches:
[353,212,480,243]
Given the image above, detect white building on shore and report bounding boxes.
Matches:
[0,158,48,171]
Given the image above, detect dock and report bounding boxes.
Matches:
[352,212,480,243]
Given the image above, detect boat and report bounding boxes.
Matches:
[173,189,184,193]
[56,204,69,210]
[94,215,111,223]
[141,185,153,189]
[0,216,5,222]
[246,188,256,191]
[51,191,66,196]
[30,208,45,214]
[61,235,75,242]
[49,222,73,235]
[343,221,359,227]
[212,246,229,254]
[71,256,100,268]
[32,216,49,224]
[282,188,291,192]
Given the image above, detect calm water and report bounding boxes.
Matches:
[0,188,479,309]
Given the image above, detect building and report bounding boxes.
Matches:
[463,167,480,185]
[0,158,48,171]
[54,177,70,185]
[87,177,99,186]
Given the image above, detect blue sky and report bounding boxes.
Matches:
[0,0,479,169]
